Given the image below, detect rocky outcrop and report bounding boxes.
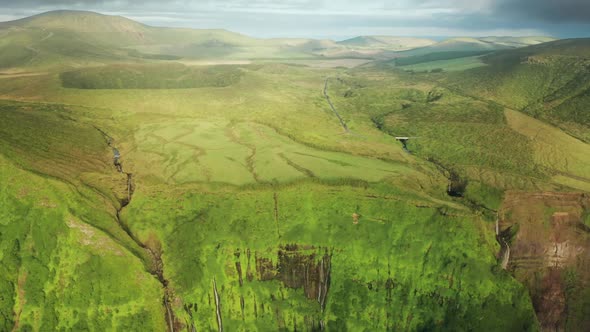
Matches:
[499,192,590,331]
[254,245,332,309]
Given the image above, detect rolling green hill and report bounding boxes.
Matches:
[0,10,253,47]
[337,36,436,50]
[2,10,147,32]
[382,36,557,73]
[441,38,590,141]
[394,36,556,57]
[479,36,556,47]
[0,11,261,65]
[0,27,128,69]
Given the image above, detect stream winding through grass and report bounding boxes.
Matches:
[96,127,176,331]
[323,78,349,133]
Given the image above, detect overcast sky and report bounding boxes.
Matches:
[1,0,589,40]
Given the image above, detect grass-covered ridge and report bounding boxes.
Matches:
[0,101,167,331]
[440,38,590,140]
[397,55,487,72]
[393,50,491,67]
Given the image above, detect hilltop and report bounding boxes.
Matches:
[1,10,148,34]
[0,10,253,48]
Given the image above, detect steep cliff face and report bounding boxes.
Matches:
[499,192,590,331]
[176,245,331,331]
[258,245,331,309]
[124,186,539,331]
[238,245,331,330]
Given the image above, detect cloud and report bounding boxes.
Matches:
[0,0,589,38]
[494,0,590,23]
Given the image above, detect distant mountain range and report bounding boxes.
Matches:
[0,10,558,68]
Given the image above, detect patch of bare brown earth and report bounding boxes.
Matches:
[498,192,590,331]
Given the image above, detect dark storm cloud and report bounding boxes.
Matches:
[0,0,105,5]
[495,0,590,23]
